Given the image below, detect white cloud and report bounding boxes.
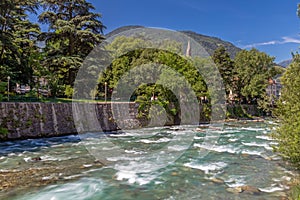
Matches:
[244,41,278,48]
[282,36,300,44]
[243,36,300,48]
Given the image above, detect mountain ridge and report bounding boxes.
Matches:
[105,25,242,58]
[278,59,292,68]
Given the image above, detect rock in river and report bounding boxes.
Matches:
[227,185,261,195]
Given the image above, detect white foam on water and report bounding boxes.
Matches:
[228,138,239,142]
[63,174,83,180]
[241,149,262,156]
[42,176,52,181]
[23,157,31,162]
[102,146,119,151]
[222,129,240,133]
[139,138,171,144]
[220,133,238,138]
[155,181,163,185]
[259,186,285,193]
[240,149,272,160]
[171,130,193,135]
[116,170,158,185]
[40,155,60,161]
[106,156,141,162]
[183,162,227,174]
[167,145,188,151]
[108,132,144,138]
[225,176,247,188]
[256,135,274,141]
[272,176,292,182]
[193,143,239,154]
[194,136,204,140]
[170,127,198,137]
[242,141,265,147]
[124,150,145,155]
[17,153,24,157]
[83,164,93,168]
[115,170,137,184]
[78,140,104,146]
[52,144,64,148]
[266,121,278,125]
[112,129,160,138]
[242,142,271,150]
[202,135,220,139]
[114,161,162,185]
[264,145,273,151]
[241,127,266,131]
[269,155,281,160]
[18,178,105,200]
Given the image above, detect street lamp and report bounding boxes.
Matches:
[104,82,107,102]
[7,76,10,101]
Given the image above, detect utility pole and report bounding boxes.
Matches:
[105,82,107,102]
[7,76,10,101]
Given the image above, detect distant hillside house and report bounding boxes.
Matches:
[266,76,281,99]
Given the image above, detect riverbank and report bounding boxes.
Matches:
[0,134,108,199]
[0,158,104,193]
[0,102,140,141]
[0,102,264,141]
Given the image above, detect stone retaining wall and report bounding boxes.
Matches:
[0,102,143,140]
[0,102,263,141]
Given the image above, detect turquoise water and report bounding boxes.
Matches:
[0,121,296,199]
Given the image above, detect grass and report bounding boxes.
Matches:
[1,95,136,103]
[2,95,109,103]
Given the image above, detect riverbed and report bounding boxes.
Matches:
[0,121,296,199]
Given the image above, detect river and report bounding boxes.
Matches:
[0,121,296,199]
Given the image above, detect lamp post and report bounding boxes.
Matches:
[7,76,10,101]
[104,82,107,102]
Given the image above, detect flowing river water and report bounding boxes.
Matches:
[0,121,297,199]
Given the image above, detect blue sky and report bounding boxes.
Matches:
[92,0,300,63]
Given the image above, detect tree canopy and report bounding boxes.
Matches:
[97,36,208,119]
[0,0,40,83]
[274,54,300,167]
[212,46,235,95]
[234,48,276,103]
[38,0,105,96]
[0,0,106,98]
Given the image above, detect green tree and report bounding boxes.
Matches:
[273,54,300,167]
[234,48,275,103]
[39,0,105,96]
[212,46,235,97]
[0,82,7,101]
[0,0,39,84]
[99,36,208,119]
[14,17,41,85]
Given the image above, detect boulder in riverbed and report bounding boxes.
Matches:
[226,187,243,194]
[226,185,261,195]
[210,178,224,184]
[240,185,261,194]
